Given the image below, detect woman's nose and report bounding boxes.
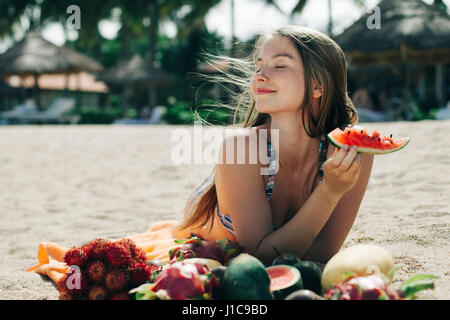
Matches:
[255,70,269,82]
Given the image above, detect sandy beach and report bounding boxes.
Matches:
[0,120,448,300]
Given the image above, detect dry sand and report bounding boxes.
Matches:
[0,120,448,300]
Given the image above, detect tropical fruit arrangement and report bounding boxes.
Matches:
[57,238,157,300]
[57,237,437,300]
[327,126,410,154]
[128,240,437,301]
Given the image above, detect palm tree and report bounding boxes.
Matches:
[260,0,366,37]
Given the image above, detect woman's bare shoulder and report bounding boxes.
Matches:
[217,124,270,167]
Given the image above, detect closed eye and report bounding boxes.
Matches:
[255,66,286,73]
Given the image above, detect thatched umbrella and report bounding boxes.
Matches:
[335,0,450,105]
[98,54,175,117]
[335,0,450,65]
[0,30,103,109]
[98,54,174,86]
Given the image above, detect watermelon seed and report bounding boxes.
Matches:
[390,134,393,138]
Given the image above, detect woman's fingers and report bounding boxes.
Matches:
[340,146,358,170]
[329,144,349,168]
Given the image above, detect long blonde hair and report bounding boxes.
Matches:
[177,26,358,233]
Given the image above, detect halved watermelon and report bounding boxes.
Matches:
[327,126,410,154]
[266,265,303,300]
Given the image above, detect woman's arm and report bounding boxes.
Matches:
[216,131,372,265]
[254,145,371,265]
[305,153,374,262]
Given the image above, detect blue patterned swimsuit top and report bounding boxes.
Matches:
[189,138,329,235]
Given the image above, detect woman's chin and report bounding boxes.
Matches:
[255,103,276,114]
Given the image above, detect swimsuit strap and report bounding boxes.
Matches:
[217,137,328,235]
[318,136,329,183]
[217,139,276,235]
[264,140,277,200]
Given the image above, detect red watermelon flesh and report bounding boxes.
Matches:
[327,126,410,154]
[266,265,303,299]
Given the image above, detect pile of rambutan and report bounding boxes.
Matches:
[58,238,160,300]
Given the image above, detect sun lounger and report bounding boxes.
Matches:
[113,106,166,125]
[435,102,450,120]
[0,99,39,124]
[9,97,80,124]
[356,108,390,122]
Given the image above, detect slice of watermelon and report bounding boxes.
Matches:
[266,265,303,300]
[327,126,410,155]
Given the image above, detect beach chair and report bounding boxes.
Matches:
[435,101,450,120]
[0,99,39,124]
[16,97,80,124]
[113,106,166,125]
[356,108,389,122]
[147,106,166,124]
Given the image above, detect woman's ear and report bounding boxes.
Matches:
[312,83,323,99]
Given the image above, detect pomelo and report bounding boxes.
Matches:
[321,244,395,290]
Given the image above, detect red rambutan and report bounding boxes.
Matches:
[105,268,128,292]
[116,238,137,255]
[87,260,107,282]
[128,261,152,286]
[133,248,147,263]
[85,238,109,260]
[106,242,132,267]
[88,285,108,300]
[58,269,88,297]
[110,291,129,300]
[64,247,88,267]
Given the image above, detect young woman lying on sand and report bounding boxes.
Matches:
[28,26,373,283]
[174,25,374,265]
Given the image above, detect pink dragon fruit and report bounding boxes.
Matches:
[325,269,438,300]
[130,261,218,300]
[168,237,242,265]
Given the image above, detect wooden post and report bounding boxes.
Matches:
[400,41,411,101]
[121,85,129,118]
[34,73,41,111]
[435,64,444,107]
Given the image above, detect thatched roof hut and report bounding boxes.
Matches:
[97,54,175,117]
[0,30,103,76]
[98,54,174,87]
[334,0,450,66]
[0,30,104,110]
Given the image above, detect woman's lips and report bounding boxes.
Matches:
[256,88,277,95]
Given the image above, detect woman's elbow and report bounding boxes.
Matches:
[306,240,343,264]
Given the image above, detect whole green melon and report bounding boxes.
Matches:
[296,261,322,295]
[222,254,273,300]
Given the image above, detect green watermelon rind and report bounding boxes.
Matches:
[327,129,410,155]
[222,254,273,300]
[266,265,304,300]
[295,261,323,295]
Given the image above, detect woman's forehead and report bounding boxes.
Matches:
[257,36,299,61]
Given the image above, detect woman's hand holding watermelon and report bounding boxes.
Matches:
[321,144,361,197]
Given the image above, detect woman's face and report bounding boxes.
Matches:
[251,36,306,114]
